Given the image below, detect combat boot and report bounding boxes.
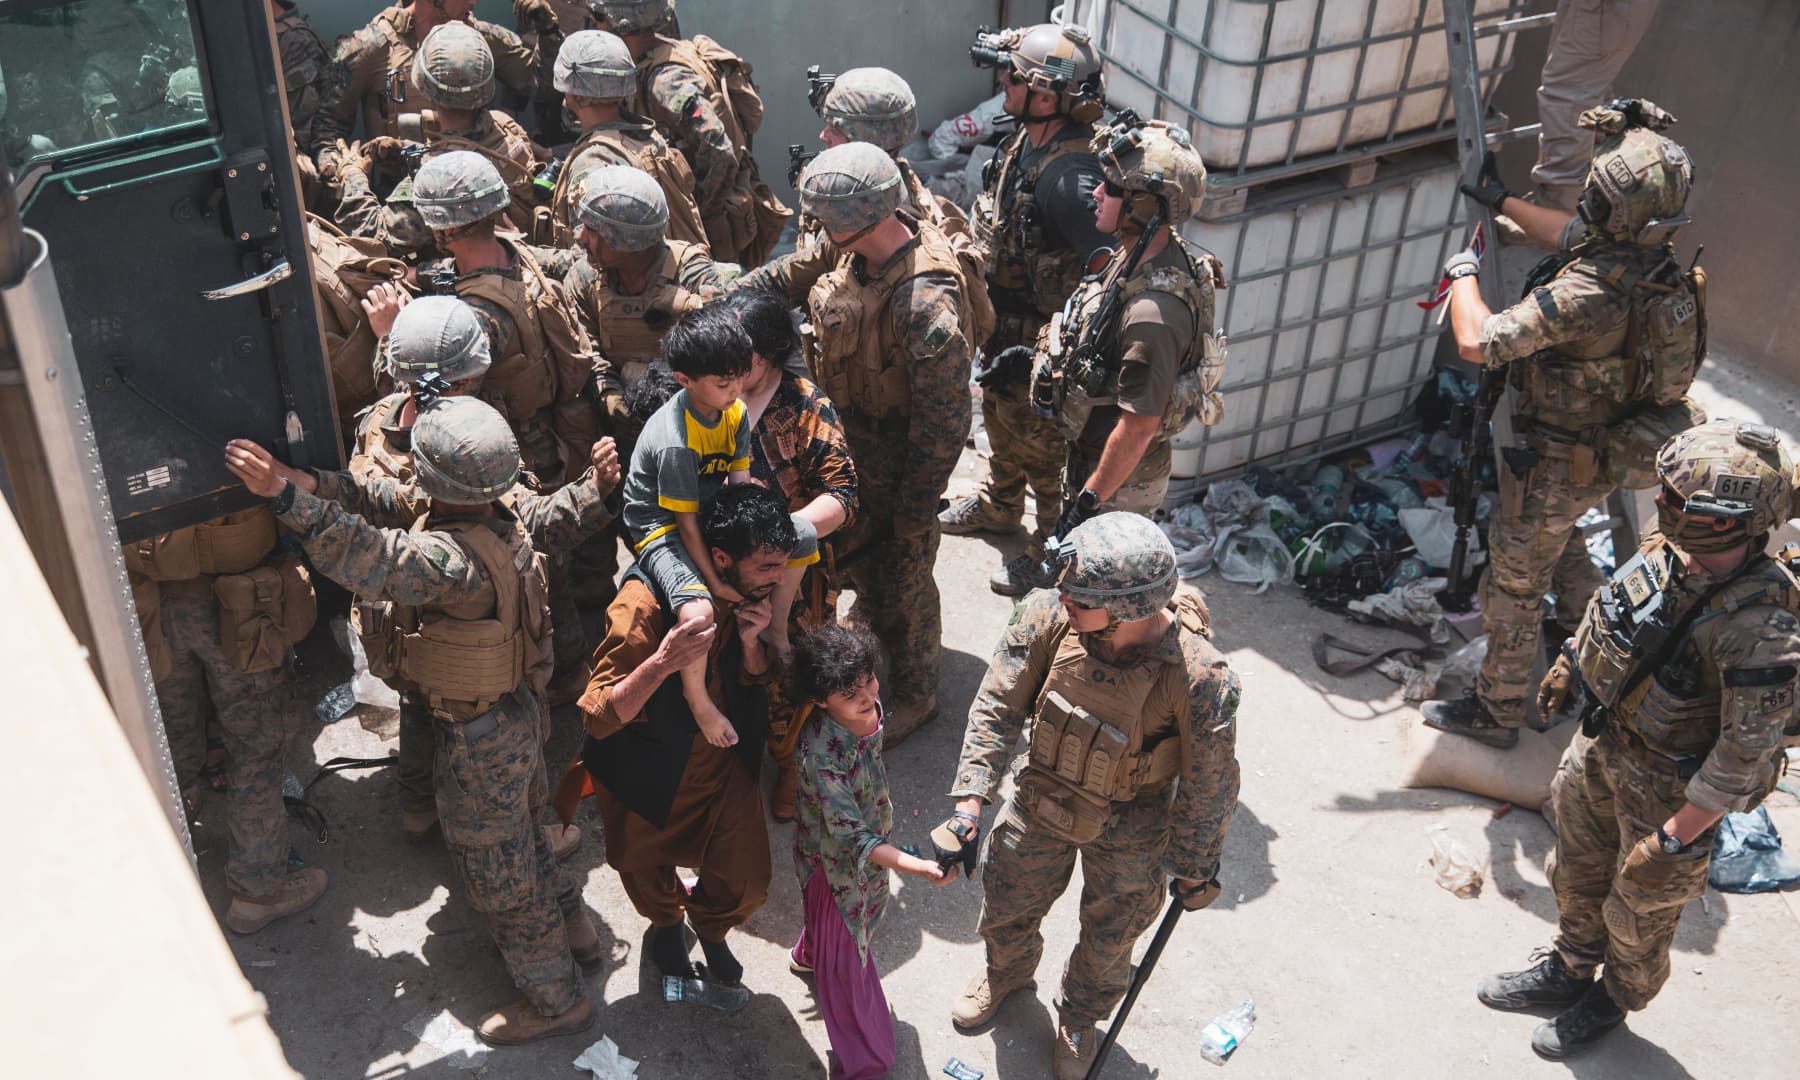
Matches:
[225,867,329,934]
[475,996,594,1046]
[990,552,1052,598]
[951,968,1035,1031]
[543,822,582,862]
[403,804,439,845]
[566,906,604,975]
[1053,1019,1098,1080]
[1477,948,1592,1010]
[940,494,1020,537]
[880,695,938,751]
[1531,982,1625,1060]
[1421,693,1519,749]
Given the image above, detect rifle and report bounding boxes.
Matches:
[1439,368,1504,613]
[786,143,818,188]
[1031,207,1164,421]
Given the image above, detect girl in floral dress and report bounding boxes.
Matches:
[787,624,948,1079]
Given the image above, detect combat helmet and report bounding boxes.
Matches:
[412,150,510,230]
[1655,419,1793,552]
[818,68,918,153]
[1577,99,1692,246]
[597,0,671,33]
[575,164,670,252]
[1053,512,1179,622]
[1096,118,1206,229]
[555,30,636,102]
[1007,23,1105,123]
[411,397,521,505]
[388,296,493,385]
[797,142,902,238]
[165,66,203,113]
[412,22,496,112]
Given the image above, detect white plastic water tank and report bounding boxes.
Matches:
[1070,0,1521,171]
[1170,417,1209,478]
[1180,147,1464,479]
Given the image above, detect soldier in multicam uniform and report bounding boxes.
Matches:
[736,142,987,745]
[596,0,792,266]
[315,0,535,180]
[540,29,706,251]
[1477,419,1800,1059]
[511,0,600,144]
[934,513,1240,1080]
[333,23,541,256]
[942,23,1113,595]
[1022,119,1225,586]
[225,398,604,1046]
[1425,100,1708,749]
[125,507,324,936]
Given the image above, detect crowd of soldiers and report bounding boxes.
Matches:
[124,1,1800,1075]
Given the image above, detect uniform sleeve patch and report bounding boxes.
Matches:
[1759,686,1793,715]
[1532,287,1559,322]
[424,541,453,572]
[1722,664,1798,687]
[919,309,957,353]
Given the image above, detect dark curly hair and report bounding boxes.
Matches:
[663,301,753,379]
[785,623,882,703]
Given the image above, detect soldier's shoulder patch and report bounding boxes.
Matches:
[422,540,455,572]
[1760,609,1800,640]
[1759,686,1793,715]
[918,308,957,352]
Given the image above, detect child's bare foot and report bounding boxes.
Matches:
[693,699,739,748]
[761,626,792,664]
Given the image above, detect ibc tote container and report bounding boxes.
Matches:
[1180,146,1465,480]
[1067,0,1525,177]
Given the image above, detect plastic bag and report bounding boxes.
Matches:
[1399,498,1480,570]
[1161,518,1225,580]
[928,93,1007,158]
[1708,806,1800,893]
[1293,522,1374,578]
[333,614,400,709]
[1201,479,1267,530]
[1427,824,1484,898]
[1217,524,1295,594]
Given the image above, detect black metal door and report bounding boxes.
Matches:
[5,0,338,542]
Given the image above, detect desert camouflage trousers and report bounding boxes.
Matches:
[154,577,299,898]
[977,383,1066,559]
[1066,439,1173,521]
[1478,454,1610,727]
[1548,726,1715,1011]
[979,787,1173,1026]
[838,433,944,704]
[434,690,584,1016]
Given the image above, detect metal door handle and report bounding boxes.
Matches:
[201,258,292,300]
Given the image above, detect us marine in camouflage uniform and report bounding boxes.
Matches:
[1426,100,1708,749]
[597,0,791,266]
[327,296,621,844]
[271,0,342,164]
[1477,420,1800,1059]
[772,65,974,296]
[936,513,1240,1080]
[512,0,599,144]
[315,0,535,180]
[541,29,706,251]
[736,142,984,745]
[226,398,603,1047]
[125,509,324,935]
[333,23,540,256]
[942,24,1112,593]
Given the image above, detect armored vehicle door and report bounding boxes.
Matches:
[3,0,338,542]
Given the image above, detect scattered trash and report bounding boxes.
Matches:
[1708,806,1800,894]
[928,93,1006,158]
[1427,824,1484,898]
[1217,525,1296,593]
[1347,577,1453,644]
[1492,802,1513,820]
[1198,998,1256,1065]
[574,1036,640,1080]
[942,1057,985,1080]
[334,614,400,709]
[315,682,355,725]
[403,1009,488,1069]
[662,974,750,1013]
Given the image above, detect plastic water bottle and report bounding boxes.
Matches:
[1198,998,1256,1065]
[1309,464,1343,523]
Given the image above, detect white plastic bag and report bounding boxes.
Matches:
[1400,497,1482,571]
[929,93,1008,158]
[1217,525,1295,594]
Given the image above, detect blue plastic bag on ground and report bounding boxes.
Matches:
[1708,806,1800,894]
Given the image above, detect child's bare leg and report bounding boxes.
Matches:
[761,563,803,659]
[675,600,737,747]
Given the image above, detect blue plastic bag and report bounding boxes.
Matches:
[1707,806,1800,894]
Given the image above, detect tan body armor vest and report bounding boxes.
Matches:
[307,215,408,436]
[897,159,974,251]
[582,239,712,384]
[350,392,417,486]
[544,119,707,250]
[1015,599,1206,844]
[1042,236,1227,443]
[454,241,570,427]
[973,127,1091,314]
[395,110,539,233]
[355,517,552,720]
[802,215,991,422]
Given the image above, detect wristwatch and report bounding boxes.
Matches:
[1656,825,1686,855]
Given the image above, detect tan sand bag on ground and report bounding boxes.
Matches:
[1400,713,1576,810]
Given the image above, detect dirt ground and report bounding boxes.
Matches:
[194,359,1800,1080]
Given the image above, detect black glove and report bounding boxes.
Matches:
[974,345,1034,391]
[1458,151,1512,212]
[1052,488,1100,545]
[929,810,981,877]
[1174,877,1221,911]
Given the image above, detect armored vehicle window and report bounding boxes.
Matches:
[0,0,207,170]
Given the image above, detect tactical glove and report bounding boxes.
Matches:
[1538,650,1576,717]
[929,810,981,877]
[1458,151,1513,212]
[1174,878,1221,911]
[514,0,559,32]
[1051,488,1100,546]
[974,345,1034,391]
[1442,249,1481,281]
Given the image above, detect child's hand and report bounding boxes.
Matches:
[903,855,948,884]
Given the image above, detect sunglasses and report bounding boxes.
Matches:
[1101,178,1125,198]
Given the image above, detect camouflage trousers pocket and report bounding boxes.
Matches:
[449,838,537,915]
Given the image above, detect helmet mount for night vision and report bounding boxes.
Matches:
[970,22,1105,124]
[1045,512,1181,625]
[805,65,837,113]
[787,143,818,188]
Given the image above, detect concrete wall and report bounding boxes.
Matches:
[299,1,1011,204]
[1492,0,1800,373]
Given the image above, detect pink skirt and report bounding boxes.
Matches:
[792,865,896,1080]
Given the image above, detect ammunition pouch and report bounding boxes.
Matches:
[213,553,317,674]
[123,509,279,582]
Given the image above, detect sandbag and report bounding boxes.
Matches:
[1399,712,1575,810]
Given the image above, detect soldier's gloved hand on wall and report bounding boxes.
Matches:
[930,810,981,878]
[1459,151,1513,212]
